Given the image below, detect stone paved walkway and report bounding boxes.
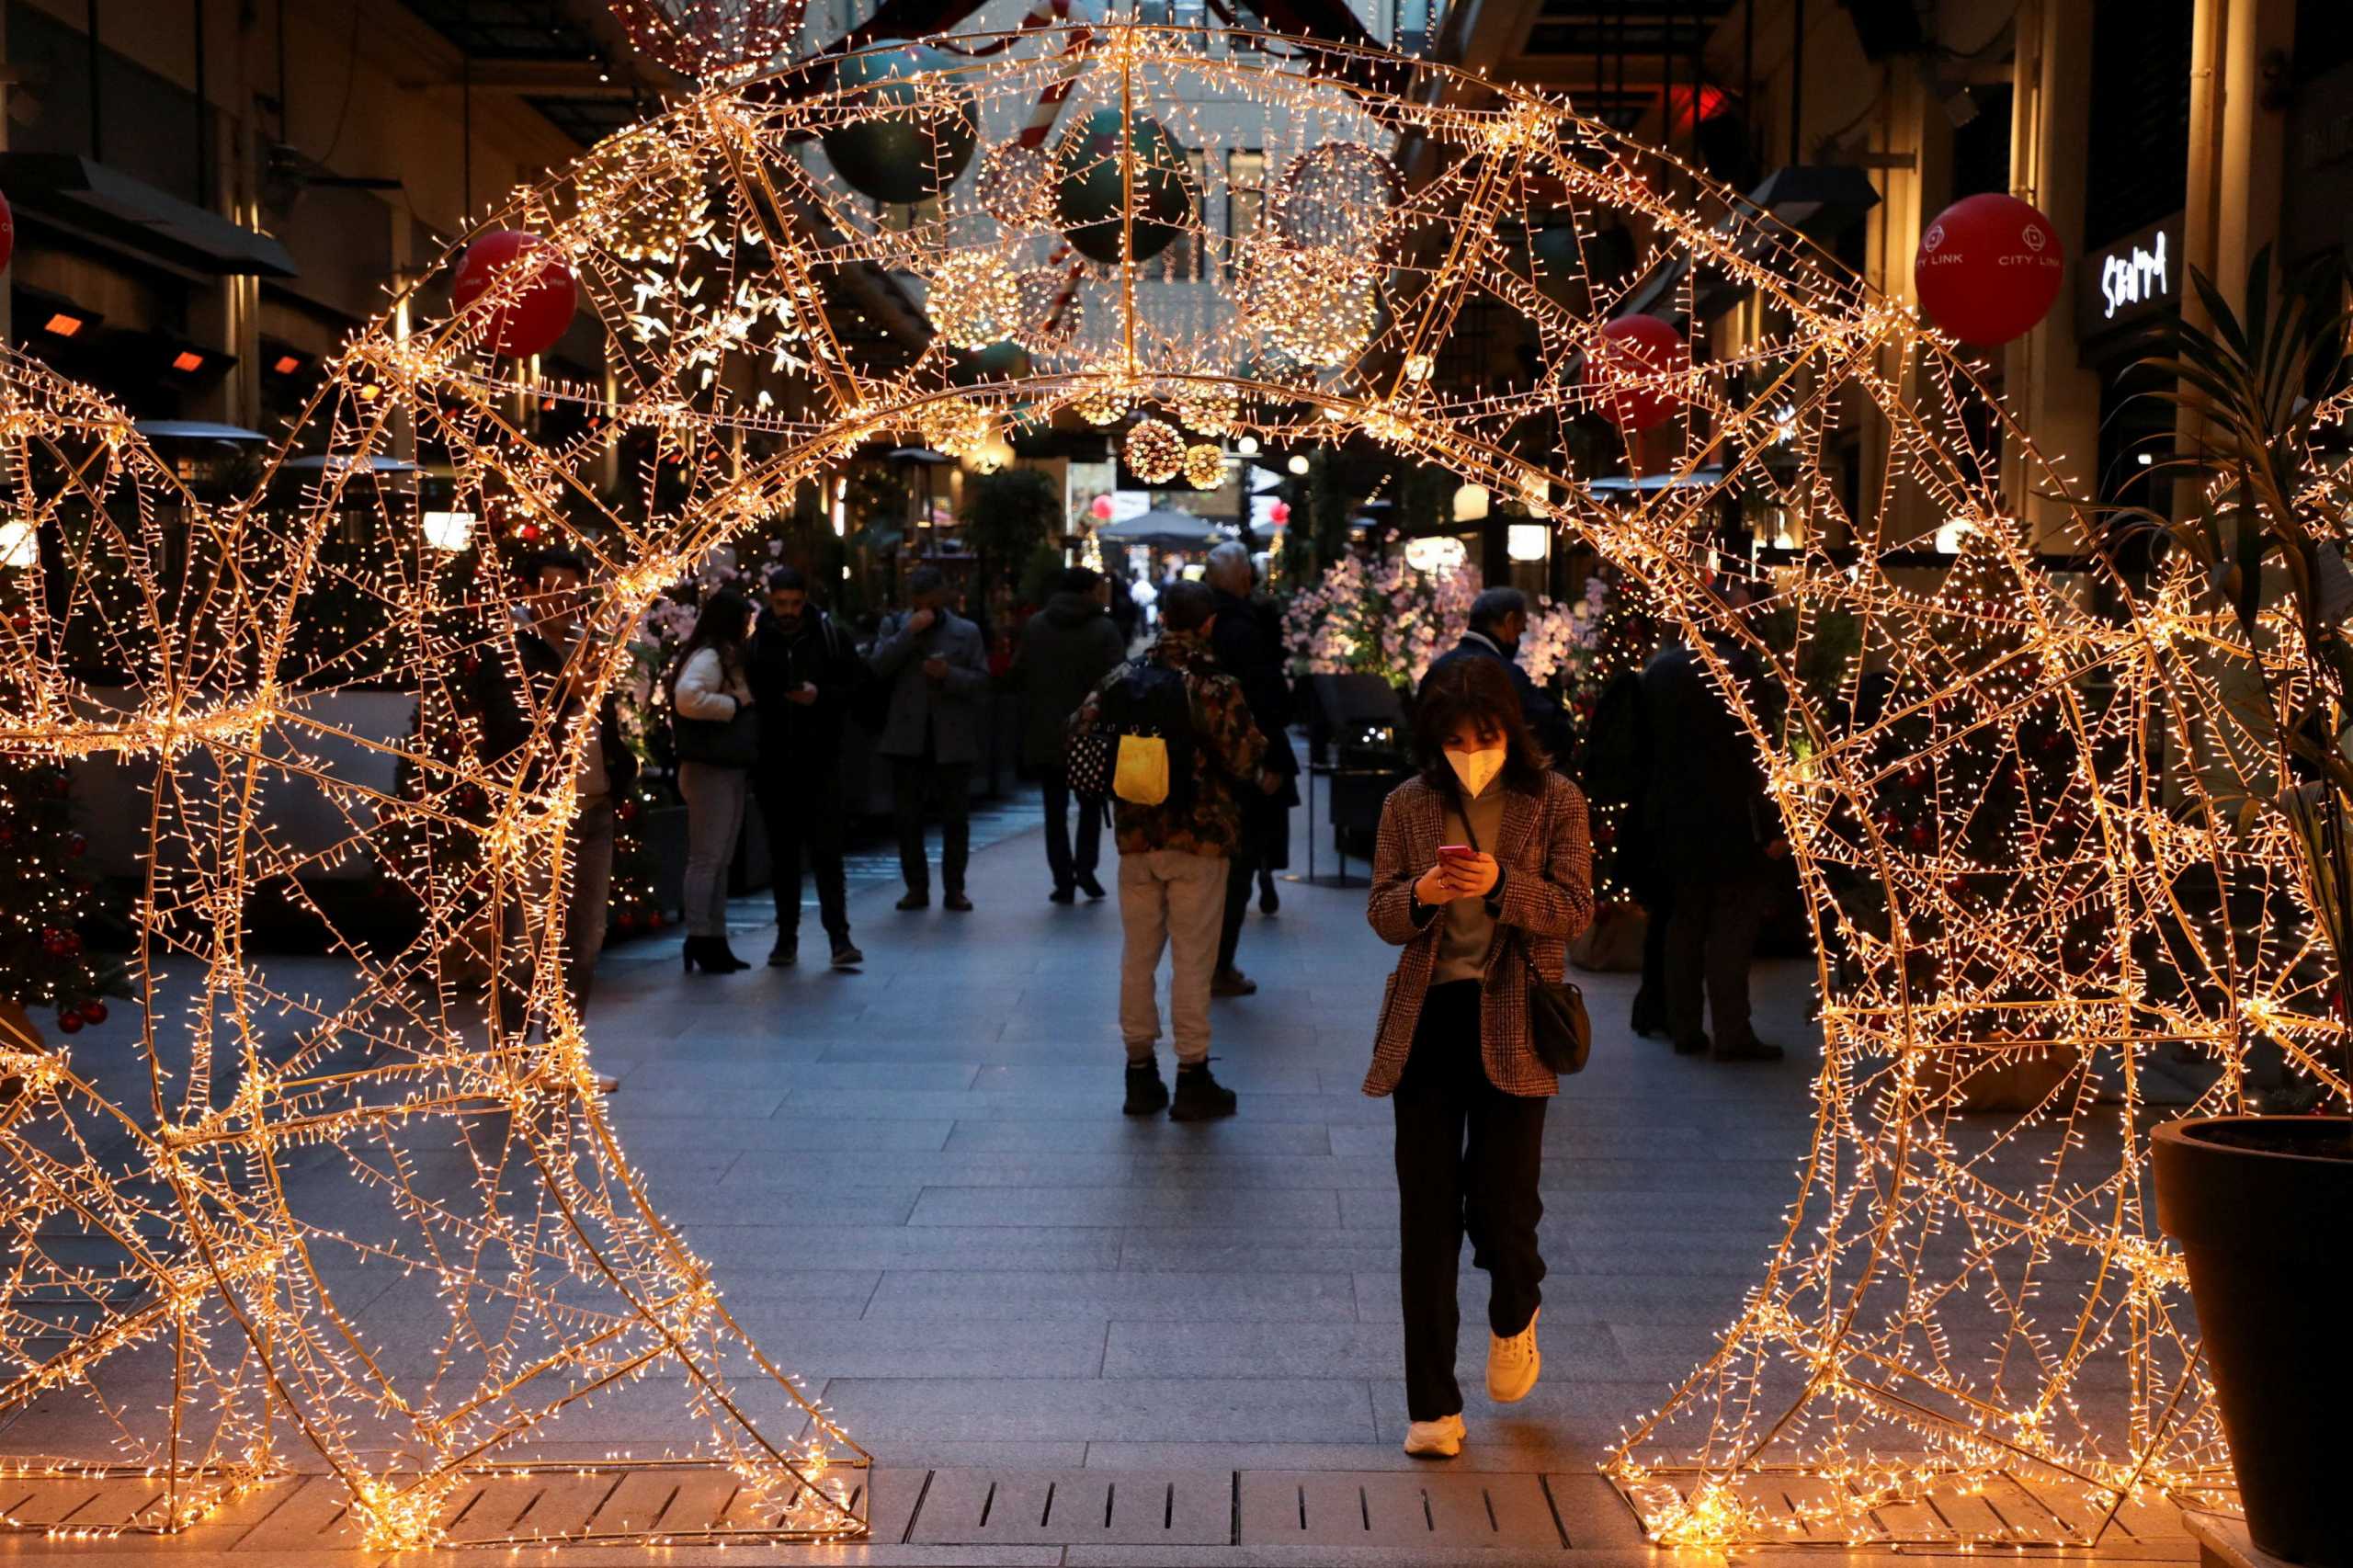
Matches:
[0,785,2202,1565]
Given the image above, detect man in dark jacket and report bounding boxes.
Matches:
[1012,566,1127,903]
[747,565,865,969]
[870,565,991,911]
[468,550,638,1050]
[1424,586,1574,764]
[1203,542,1297,995]
[1638,585,1786,1062]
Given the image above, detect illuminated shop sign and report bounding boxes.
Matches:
[2076,213,2183,335]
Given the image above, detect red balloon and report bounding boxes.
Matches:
[0,188,14,273]
[1268,499,1292,526]
[1914,193,2063,346]
[1582,314,1688,433]
[1089,494,1115,521]
[450,230,577,358]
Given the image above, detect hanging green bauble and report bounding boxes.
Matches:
[1529,221,1583,308]
[820,43,979,205]
[1054,108,1193,266]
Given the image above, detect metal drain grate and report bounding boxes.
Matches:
[1237,1471,1564,1549]
[907,1469,1232,1545]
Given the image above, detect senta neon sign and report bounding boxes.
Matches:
[2099,229,2169,321]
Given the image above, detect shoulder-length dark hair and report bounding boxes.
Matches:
[1411,655,1552,796]
[666,589,754,700]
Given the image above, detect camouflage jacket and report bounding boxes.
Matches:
[1071,627,1268,858]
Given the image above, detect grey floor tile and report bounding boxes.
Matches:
[908,1186,1338,1228]
[821,1377,1376,1442]
[946,1118,1335,1154]
[863,1269,1358,1323]
[710,1223,1122,1270]
[1104,1320,1634,1381]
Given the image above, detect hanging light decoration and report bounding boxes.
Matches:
[1239,244,1379,369]
[1124,417,1185,483]
[1175,381,1241,437]
[1011,265,1083,354]
[926,251,1022,350]
[1181,443,1225,489]
[818,41,979,204]
[975,141,1056,229]
[574,129,709,261]
[1070,366,1132,426]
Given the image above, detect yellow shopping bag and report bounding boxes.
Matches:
[1112,733,1171,806]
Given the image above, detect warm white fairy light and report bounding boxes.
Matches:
[0,16,2321,1554]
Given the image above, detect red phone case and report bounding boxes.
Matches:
[1438,845,1475,858]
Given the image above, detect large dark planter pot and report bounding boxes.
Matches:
[2152,1116,2353,1568]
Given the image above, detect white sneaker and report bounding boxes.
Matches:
[1403,1412,1464,1458]
[1487,1308,1540,1403]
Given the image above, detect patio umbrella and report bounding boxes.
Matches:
[1096,508,1228,548]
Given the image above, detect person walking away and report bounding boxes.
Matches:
[1070,581,1273,1120]
[670,590,758,973]
[870,565,990,911]
[1012,566,1125,903]
[1366,655,1593,1459]
[1203,542,1297,994]
[1107,572,1142,649]
[1637,580,1787,1060]
[468,550,639,1079]
[747,566,865,970]
[1579,655,1667,1035]
[1424,587,1574,764]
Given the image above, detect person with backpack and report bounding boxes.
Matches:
[1067,580,1276,1120]
[747,565,866,970]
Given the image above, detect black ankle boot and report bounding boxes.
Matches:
[1170,1061,1238,1121]
[707,936,749,972]
[1122,1062,1169,1116]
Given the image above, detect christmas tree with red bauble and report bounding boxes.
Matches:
[0,757,114,1036]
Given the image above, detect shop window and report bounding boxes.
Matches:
[2086,0,2192,251]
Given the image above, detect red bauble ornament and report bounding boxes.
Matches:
[1914,193,2064,346]
[1581,314,1688,433]
[648,911,666,928]
[616,912,638,933]
[0,187,14,273]
[79,999,106,1027]
[56,1007,83,1033]
[1267,499,1292,527]
[450,231,578,358]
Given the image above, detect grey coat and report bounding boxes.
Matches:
[869,607,990,763]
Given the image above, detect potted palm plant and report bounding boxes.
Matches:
[2131,249,2353,1568]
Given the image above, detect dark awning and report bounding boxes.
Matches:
[0,153,299,278]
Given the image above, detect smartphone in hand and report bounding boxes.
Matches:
[1438,845,1477,862]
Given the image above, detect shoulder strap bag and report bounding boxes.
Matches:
[1460,793,1590,1075]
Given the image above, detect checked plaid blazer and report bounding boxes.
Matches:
[1364,772,1596,1098]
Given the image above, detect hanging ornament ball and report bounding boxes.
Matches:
[608,0,810,82]
[1055,108,1194,266]
[0,187,13,273]
[1271,141,1402,255]
[1124,417,1186,484]
[1011,266,1083,355]
[575,129,709,262]
[976,141,1055,229]
[450,231,578,359]
[1914,193,2064,346]
[916,396,992,460]
[953,340,1033,383]
[1071,368,1133,426]
[1529,221,1582,308]
[1241,244,1378,369]
[819,42,979,206]
[926,251,1022,350]
[79,998,106,1027]
[1581,313,1688,433]
[1182,443,1226,490]
[56,1008,83,1035]
[1175,381,1241,437]
[1268,499,1292,527]
[1089,494,1115,522]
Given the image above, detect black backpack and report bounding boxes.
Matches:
[1071,658,1197,812]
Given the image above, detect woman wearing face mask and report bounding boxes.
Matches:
[1366,654,1594,1458]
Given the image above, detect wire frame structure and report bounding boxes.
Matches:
[0,16,2328,1549]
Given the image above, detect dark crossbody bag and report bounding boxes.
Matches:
[1461,796,1591,1075]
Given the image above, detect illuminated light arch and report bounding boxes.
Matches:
[0,19,2314,1549]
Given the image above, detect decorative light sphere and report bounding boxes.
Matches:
[1055,108,1193,265]
[1071,370,1132,426]
[975,141,1055,229]
[1182,443,1225,489]
[916,397,991,460]
[1012,266,1083,354]
[1175,382,1240,437]
[608,0,809,81]
[1915,192,2065,345]
[1241,244,1378,368]
[819,42,979,205]
[574,130,708,262]
[1124,417,1185,483]
[1271,140,1401,255]
[449,230,578,358]
[926,251,1022,350]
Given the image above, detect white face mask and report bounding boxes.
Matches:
[1444,744,1506,799]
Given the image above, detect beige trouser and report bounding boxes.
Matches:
[1118,847,1229,1067]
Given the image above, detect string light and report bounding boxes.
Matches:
[0,17,2317,1552]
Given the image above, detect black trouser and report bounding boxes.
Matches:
[756,767,850,944]
[1216,794,1276,971]
[1393,981,1548,1422]
[892,757,972,894]
[1039,764,1103,892]
[1664,868,1770,1048]
[1631,880,1672,1035]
